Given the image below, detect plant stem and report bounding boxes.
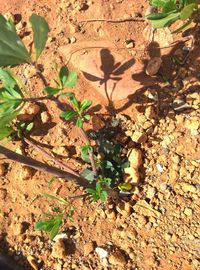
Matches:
[0,145,92,188]
[24,137,80,177]
[79,17,145,24]
[79,127,97,177]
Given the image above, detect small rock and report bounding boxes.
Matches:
[145,106,157,119]
[53,146,69,156]
[19,166,34,180]
[17,113,35,121]
[52,239,66,259]
[137,215,147,228]
[171,154,180,164]
[164,233,172,241]
[0,164,5,176]
[124,168,140,184]
[131,131,147,143]
[27,255,38,270]
[126,40,135,48]
[84,242,94,256]
[128,148,142,169]
[53,233,68,241]
[92,115,105,130]
[172,99,190,112]
[133,200,161,218]
[184,207,193,216]
[40,111,51,123]
[53,263,62,270]
[156,163,164,173]
[105,209,116,220]
[181,183,197,193]
[69,36,76,43]
[116,201,132,216]
[24,66,37,79]
[184,119,199,130]
[137,113,146,123]
[146,186,156,199]
[13,221,29,235]
[0,188,7,199]
[95,247,108,260]
[109,250,126,266]
[146,57,162,76]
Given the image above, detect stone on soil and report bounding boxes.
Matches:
[52,239,66,259]
[109,250,126,266]
[84,242,94,256]
[59,41,155,101]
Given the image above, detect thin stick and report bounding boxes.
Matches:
[79,17,145,24]
[79,127,97,177]
[0,145,92,188]
[24,137,80,177]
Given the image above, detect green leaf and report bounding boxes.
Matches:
[149,12,180,28]
[100,190,107,202]
[84,114,91,121]
[35,214,63,240]
[146,12,170,20]
[118,182,132,191]
[180,3,196,20]
[60,111,77,120]
[151,0,169,7]
[49,220,61,240]
[42,193,68,204]
[80,99,92,111]
[0,126,13,140]
[35,219,55,231]
[5,68,27,96]
[29,14,50,60]
[26,122,34,132]
[172,18,193,33]
[80,145,92,157]
[86,188,96,194]
[0,68,24,100]
[63,72,77,88]
[0,15,31,66]
[48,177,56,186]
[163,0,177,13]
[81,168,95,182]
[59,66,69,87]
[44,86,60,95]
[76,117,83,128]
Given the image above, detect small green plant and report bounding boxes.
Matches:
[0,14,131,239]
[35,193,74,240]
[146,0,199,32]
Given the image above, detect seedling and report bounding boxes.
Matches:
[0,14,131,239]
[35,193,74,240]
[146,0,199,33]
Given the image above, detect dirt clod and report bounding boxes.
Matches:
[52,239,66,259]
[109,250,126,266]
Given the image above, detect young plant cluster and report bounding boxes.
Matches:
[0,13,130,239]
[147,0,199,32]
